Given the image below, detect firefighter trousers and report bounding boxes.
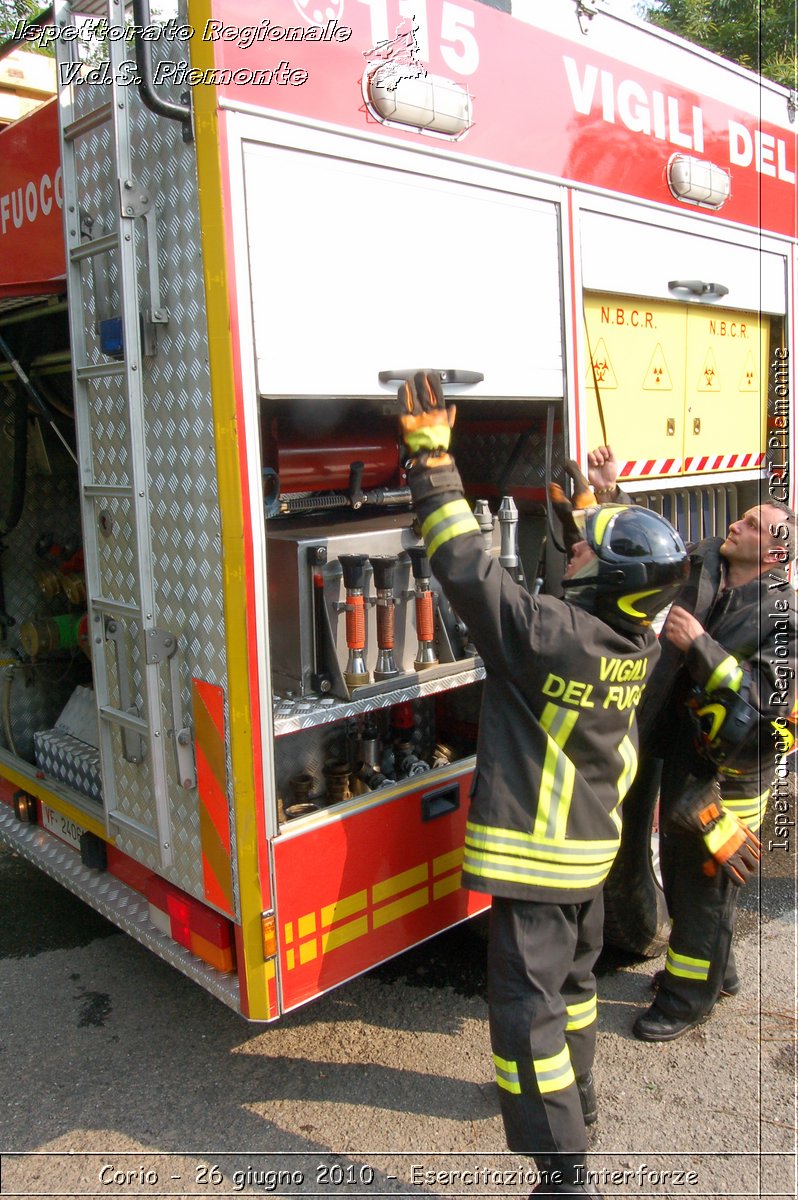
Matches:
[654,747,754,1022]
[487,893,604,1161]
[657,820,739,1022]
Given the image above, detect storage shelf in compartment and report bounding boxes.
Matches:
[272,662,486,735]
[275,755,477,832]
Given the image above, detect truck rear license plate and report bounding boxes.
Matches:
[41,804,84,851]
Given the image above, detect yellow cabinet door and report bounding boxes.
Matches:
[585,294,768,483]
[584,293,687,481]
[683,306,769,474]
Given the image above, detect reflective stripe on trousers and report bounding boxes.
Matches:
[487,894,604,1156]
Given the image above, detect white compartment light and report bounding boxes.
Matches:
[667,153,731,209]
[364,63,473,139]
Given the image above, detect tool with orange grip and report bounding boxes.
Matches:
[338,554,370,689]
[406,545,439,670]
[369,555,400,681]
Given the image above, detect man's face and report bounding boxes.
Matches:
[563,540,598,580]
[720,505,782,570]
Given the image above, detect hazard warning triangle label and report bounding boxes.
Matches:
[698,348,721,391]
[642,344,672,390]
[586,339,617,389]
[739,351,758,391]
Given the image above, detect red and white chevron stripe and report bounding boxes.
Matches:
[619,458,683,479]
[619,452,764,479]
[683,452,765,473]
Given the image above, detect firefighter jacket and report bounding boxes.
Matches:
[636,536,797,829]
[407,460,660,905]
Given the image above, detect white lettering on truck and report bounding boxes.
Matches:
[563,56,704,151]
[0,169,63,237]
[563,57,796,185]
[728,120,796,183]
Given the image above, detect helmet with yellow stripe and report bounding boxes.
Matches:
[563,505,688,631]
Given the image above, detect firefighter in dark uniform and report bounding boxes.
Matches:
[398,374,688,1198]
[588,444,798,1041]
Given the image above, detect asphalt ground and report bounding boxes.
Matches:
[0,800,795,1200]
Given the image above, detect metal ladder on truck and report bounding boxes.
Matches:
[53,0,195,867]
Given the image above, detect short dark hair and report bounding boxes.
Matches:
[762,499,797,565]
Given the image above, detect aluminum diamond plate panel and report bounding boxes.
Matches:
[0,804,240,1012]
[34,728,103,804]
[68,53,235,905]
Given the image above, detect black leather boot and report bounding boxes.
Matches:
[576,1072,598,1125]
[633,1000,710,1042]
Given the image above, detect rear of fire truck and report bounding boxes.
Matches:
[0,0,794,1021]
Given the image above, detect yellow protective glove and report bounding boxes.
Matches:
[668,776,761,886]
[701,805,761,885]
[549,460,597,553]
[399,371,456,466]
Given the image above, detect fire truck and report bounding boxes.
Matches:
[0,0,794,1021]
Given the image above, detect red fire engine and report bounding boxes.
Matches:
[0,0,794,1020]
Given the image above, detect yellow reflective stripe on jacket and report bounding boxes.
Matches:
[465,822,618,869]
[722,790,768,833]
[665,947,710,982]
[607,719,637,839]
[493,1053,521,1094]
[565,994,597,1032]
[463,821,619,890]
[421,499,480,560]
[607,800,622,839]
[705,654,743,694]
[534,1045,576,1095]
[534,703,578,842]
[466,822,619,862]
[462,851,613,889]
[617,729,638,804]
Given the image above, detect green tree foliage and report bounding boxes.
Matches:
[2,0,175,59]
[641,1,797,88]
[1,0,52,52]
